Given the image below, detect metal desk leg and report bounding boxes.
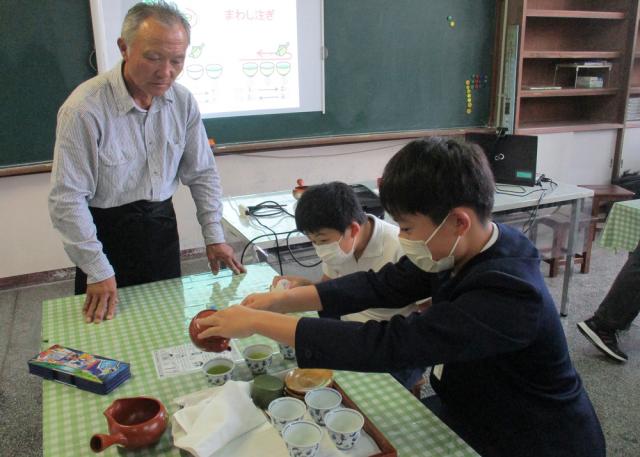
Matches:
[560,198,582,316]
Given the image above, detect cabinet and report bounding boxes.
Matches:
[626,15,640,128]
[508,0,639,134]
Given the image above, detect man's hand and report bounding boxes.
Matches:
[206,243,246,275]
[241,291,286,313]
[83,276,118,324]
[271,275,312,289]
[196,305,257,339]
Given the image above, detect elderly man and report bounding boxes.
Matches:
[49,1,244,324]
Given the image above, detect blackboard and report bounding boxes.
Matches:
[0,0,496,171]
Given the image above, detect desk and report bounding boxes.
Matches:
[41,264,478,457]
[222,182,594,316]
[600,199,640,252]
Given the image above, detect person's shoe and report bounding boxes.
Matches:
[577,318,628,362]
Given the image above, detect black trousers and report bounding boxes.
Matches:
[75,198,181,294]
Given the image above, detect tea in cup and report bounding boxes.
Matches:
[267,397,306,434]
[281,420,322,457]
[243,344,273,375]
[304,387,342,425]
[202,358,234,386]
[324,407,364,450]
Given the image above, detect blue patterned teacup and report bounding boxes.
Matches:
[281,420,322,457]
[267,397,306,434]
[324,407,364,450]
[304,387,342,426]
[203,357,234,386]
[278,342,296,360]
[242,344,273,375]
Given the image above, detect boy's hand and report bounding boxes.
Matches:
[196,306,257,339]
[271,275,312,289]
[241,291,286,312]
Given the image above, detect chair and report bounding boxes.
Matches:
[538,184,635,277]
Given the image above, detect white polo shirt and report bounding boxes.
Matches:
[322,215,419,322]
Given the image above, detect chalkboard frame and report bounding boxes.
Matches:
[0,0,500,177]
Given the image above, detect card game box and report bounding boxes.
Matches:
[28,344,130,395]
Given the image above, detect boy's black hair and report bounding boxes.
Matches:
[380,137,495,223]
[295,182,367,234]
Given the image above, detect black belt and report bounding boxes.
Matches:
[75,198,181,294]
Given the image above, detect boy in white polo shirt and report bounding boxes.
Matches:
[274,181,424,388]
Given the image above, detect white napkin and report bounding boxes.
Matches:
[172,381,284,457]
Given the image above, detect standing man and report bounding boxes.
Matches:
[49,1,244,324]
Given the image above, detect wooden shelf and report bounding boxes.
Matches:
[522,51,623,59]
[526,9,626,19]
[626,120,640,128]
[630,87,640,95]
[520,88,620,97]
[516,121,624,134]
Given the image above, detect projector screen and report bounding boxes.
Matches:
[90,0,324,118]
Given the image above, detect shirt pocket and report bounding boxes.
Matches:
[99,147,134,166]
[97,147,136,193]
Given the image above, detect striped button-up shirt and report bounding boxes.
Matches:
[49,63,224,283]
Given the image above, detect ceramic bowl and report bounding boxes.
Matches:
[324,407,364,450]
[243,344,273,375]
[281,420,322,457]
[189,309,230,353]
[202,357,234,386]
[267,397,306,434]
[278,343,296,360]
[304,387,342,426]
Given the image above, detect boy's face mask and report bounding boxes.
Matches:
[399,214,461,273]
[313,230,355,266]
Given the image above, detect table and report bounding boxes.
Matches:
[599,199,640,252]
[41,264,479,457]
[222,182,594,316]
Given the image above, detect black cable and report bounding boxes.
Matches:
[286,231,322,268]
[246,200,294,218]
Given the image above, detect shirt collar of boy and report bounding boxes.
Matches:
[357,214,385,260]
[108,61,174,116]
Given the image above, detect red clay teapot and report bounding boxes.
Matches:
[90,396,168,452]
[189,309,231,352]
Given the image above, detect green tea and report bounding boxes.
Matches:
[207,365,231,375]
[248,352,270,360]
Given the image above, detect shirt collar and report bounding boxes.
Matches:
[108,61,174,115]
[359,215,385,259]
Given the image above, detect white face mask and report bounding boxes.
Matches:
[313,233,355,266]
[399,215,461,273]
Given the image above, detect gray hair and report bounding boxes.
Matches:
[121,1,190,46]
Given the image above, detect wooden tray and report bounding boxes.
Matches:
[332,381,397,457]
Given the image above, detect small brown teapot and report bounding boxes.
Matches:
[90,396,168,452]
[189,309,231,352]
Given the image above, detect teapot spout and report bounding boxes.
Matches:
[90,432,127,453]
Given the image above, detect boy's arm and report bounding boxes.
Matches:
[316,257,434,317]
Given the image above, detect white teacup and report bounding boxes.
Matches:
[324,408,364,450]
[202,358,234,386]
[281,420,322,457]
[243,344,273,375]
[304,387,342,425]
[267,397,306,434]
[278,342,296,360]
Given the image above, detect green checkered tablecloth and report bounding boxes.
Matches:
[599,199,640,252]
[41,263,478,457]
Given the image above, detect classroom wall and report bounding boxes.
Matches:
[1,131,634,280]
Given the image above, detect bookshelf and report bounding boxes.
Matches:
[508,0,638,135]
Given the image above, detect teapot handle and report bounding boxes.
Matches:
[90,432,127,453]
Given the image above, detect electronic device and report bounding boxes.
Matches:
[350,184,385,220]
[466,133,538,187]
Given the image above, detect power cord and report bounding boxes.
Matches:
[238,200,321,273]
